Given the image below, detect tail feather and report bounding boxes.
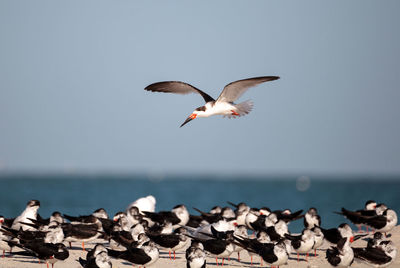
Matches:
[224,100,253,118]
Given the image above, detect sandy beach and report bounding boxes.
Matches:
[0,225,398,268]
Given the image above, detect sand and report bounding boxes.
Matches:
[1,226,399,268]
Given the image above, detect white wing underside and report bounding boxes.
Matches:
[216,76,279,103]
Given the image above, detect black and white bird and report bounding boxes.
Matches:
[79,246,112,268]
[361,209,398,236]
[353,240,397,267]
[10,241,69,268]
[285,229,315,262]
[311,226,324,257]
[11,200,41,231]
[108,241,159,267]
[186,247,206,268]
[304,207,321,229]
[79,251,111,268]
[338,201,377,232]
[326,237,354,267]
[145,76,280,127]
[147,227,190,260]
[142,204,190,229]
[321,223,358,245]
[62,217,104,251]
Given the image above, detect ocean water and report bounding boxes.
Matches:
[0,174,399,233]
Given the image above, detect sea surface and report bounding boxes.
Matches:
[0,174,399,233]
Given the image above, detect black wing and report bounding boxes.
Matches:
[353,247,392,265]
[321,227,341,244]
[145,81,215,103]
[259,246,278,264]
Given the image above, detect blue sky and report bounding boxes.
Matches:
[1,1,399,176]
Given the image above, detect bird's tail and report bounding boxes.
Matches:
[225,100,253,118]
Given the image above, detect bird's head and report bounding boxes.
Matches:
[180,106,206,127]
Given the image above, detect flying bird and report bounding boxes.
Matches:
[144,76,280,127]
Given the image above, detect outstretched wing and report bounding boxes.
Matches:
[216,76,279,103]
[145,81,215,103]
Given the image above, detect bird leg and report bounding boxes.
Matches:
[250,255,253,265]
[173,250,176,260]
[222,257,225,266]
[2,250,4,258]
[82,242,86,251]
[46,262,49,268]
[237,252,240,261]
[260,257,263,266]
[314,249,317,257]
[168,250,171,260]
[216,257,219,266]
[69,242,72,249]
[297,253,299,262]
[306,252,309,261]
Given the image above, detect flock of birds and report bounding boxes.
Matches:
[0,197,398,268]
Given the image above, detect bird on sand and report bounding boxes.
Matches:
[145,76,280,127]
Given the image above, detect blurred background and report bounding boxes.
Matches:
[1,1,399,232]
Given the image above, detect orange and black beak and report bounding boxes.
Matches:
[180,113,197,127]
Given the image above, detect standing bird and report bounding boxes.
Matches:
[11,200,41,231]
[304,207,321,229]
[145,76,280,127]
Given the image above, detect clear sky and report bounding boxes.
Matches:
[1,1,399,176]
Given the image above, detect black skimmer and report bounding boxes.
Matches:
[209,206,223,215]
[321,223,365,245]
[311,226,324,257]
[147,220,173,234]
[10,240,69,268]
[186,247,206,268]
[188,228,235,266]
[79,244,111,268]
[326,237,354,267]
[336,200,377,232]
[85,244,108,261]
[78,250,112,268]
[64,208,109,223]
[107,240,159,267]
[285,229,315,262]
[62,217,104,251]
[353,240,397,267]
[130,221,149,241]
[367,232,384,249]
[245,208,262,231]
[304,207,321,229]
[193,207,225,224]
[233,235,288,267]
[142,204,189,228]
[11,200,40,231]
[147,227,190,260]
[227,201,250,226]
[360,209,397,236]
[232,231,271,265]
[273,209,304,223]
[126,206,142,227]
[232,224,248,261]
[257,240,289,268]
[145,76,280,127]
[63,210,114,238]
